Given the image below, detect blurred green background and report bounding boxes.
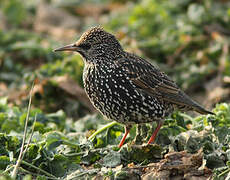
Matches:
[1,0,230,118]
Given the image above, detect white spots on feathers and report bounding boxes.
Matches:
[83,61,171,124]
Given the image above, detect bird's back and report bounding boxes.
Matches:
[120,51,213,115]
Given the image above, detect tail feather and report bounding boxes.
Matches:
[179,91,214,115]
[163,90,214,115]
[193,105,214,115]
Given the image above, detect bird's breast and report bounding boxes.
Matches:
[83,64,172,123]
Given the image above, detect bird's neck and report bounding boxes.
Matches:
[83,49,124,65]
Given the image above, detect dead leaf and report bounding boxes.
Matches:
[142,150,212,180]
[52,75,96,113]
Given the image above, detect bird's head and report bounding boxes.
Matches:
[54,26,123,63]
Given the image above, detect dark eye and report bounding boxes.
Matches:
[78,43,91,50]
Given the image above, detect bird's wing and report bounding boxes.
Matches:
[115,55,213,115]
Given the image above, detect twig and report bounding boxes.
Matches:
[63,146,116,157]
[218,167,230,178]
[88,121,120,141]
[68,169,99,179]
[3,165,15,174]
[3,158,57,179]
[178,112,193,121]
[21,160,57,179]
[62,140,80,148]
[11,82,34,179]
[19,167,59,180]
[22,113,37,159]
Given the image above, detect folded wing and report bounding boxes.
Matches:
[116,55,213,115]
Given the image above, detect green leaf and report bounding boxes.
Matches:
[49,154,69,177]
[45,132,65,150]
[0,97,8,106]
[103,151,121,168]
[2,0,27,27]
[187,4,205,23]
[0,156,10,169]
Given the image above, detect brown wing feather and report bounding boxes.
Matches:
[116,54,213,115]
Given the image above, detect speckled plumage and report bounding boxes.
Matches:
[83,52,174,125]
[54,27,213,147]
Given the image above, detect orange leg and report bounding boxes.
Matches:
[118,125,132,148]
[147,122,163,144]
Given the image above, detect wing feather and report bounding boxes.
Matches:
[115,55,213,115]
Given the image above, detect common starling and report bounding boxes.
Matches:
[54,27,213,148]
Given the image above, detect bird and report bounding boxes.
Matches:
[54,26,214,148]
